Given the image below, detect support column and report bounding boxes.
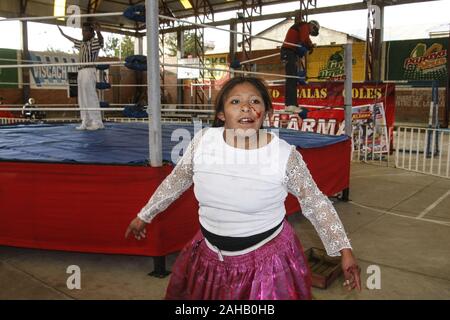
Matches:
[134,36,144,55]
[365,0,383,82]
[177,30,184,105]
[229,21,238,78]
[373,4,384,81]
[444,31,450,128]
[343,42,353,202]
[146,0,162,167]
[20,20,30,104]
[344,43,353,137]
[134,35,144,105]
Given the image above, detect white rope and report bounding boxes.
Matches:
[0,81,186,88]
[0,103,212,107]
[0,60,125,69]
[0,103,136,107]
[0,107,213,113]
[0,108,126,111]
[0,61,302,80]
[239,53,280,65]
[162,104,214,107]
[0,58,49,64]
[162,63,301,80]
[0,12,123,23]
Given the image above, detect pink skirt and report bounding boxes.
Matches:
[165,221,312,300]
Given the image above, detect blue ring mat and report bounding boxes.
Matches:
[0,123,349,165]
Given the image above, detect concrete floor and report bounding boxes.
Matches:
[1,162,449,300]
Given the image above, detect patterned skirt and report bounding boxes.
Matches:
[165,221,312,300]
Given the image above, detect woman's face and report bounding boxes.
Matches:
[217,82,267,135]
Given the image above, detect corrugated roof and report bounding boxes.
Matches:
[0,0,302,35]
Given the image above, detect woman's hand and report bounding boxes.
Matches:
[340,248,362,291]
[125,217,147,240]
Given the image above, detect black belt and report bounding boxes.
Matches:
[200,220,283,252]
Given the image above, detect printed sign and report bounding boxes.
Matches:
[28,51,78,89]
[204,53,229,81]
[0,48,19,88]
[307,43,366,82]
[385,38,448,85]
[177,57,200,79]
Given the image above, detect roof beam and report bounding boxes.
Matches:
[88,0,104,13]
[157,0,440,34]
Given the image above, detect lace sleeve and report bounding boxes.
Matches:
[137,128,207,223]
[285,147,352,257]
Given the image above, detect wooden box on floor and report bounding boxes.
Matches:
[305,247,342,289]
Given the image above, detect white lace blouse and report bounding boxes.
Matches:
[137,127,352,257]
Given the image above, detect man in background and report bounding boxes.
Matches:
[281,20,320,113]
[58,22,104,130]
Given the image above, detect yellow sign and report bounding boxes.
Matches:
[204,54,228,80]
[307,43,366,82]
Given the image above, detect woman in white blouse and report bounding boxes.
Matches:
[126,77,361,299]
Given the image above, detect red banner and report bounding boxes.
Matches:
[269,83,396,128]
[267,83,396,150]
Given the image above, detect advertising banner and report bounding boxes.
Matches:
[268,83,395,147]
[307,42,366,82]
[177,57,200,79]
[385,38,448,86]
[0,48,19,88]
[28,51,78,89]
[352,103,389,155]
[204,53,229,80]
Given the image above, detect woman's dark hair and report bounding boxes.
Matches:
[212,76,272,127]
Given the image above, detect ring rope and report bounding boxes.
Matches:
[0,107,215,113]
[239,53,280,65]
[0,61,304,80]
[0,81,191,88]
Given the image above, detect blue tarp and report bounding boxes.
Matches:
[0,123,349,165]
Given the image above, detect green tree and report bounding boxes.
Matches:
[165,31,212,57]
[104,35,135,59]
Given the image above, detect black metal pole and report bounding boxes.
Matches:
[149,256,171,278]
[445,30,450,128]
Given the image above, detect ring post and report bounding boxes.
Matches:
[344,43,353,137]
[343,43,353,202]
[147,0,162,167]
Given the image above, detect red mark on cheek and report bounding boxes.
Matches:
[250,106,262,119]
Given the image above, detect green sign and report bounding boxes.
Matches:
[385,38,448,86]
[0,48,19,88]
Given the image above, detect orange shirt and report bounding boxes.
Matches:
[282,22,313,50]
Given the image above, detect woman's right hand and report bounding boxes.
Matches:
[125,217,147,240]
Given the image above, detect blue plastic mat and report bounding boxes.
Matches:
[0,123,349,165]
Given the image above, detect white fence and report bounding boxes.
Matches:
[351,124,450,179]
[395,127,450,179]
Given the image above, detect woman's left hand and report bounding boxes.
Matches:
[340,249,362,291]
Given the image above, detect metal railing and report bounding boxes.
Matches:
[395,126,450,179]
[351,124,391,166]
